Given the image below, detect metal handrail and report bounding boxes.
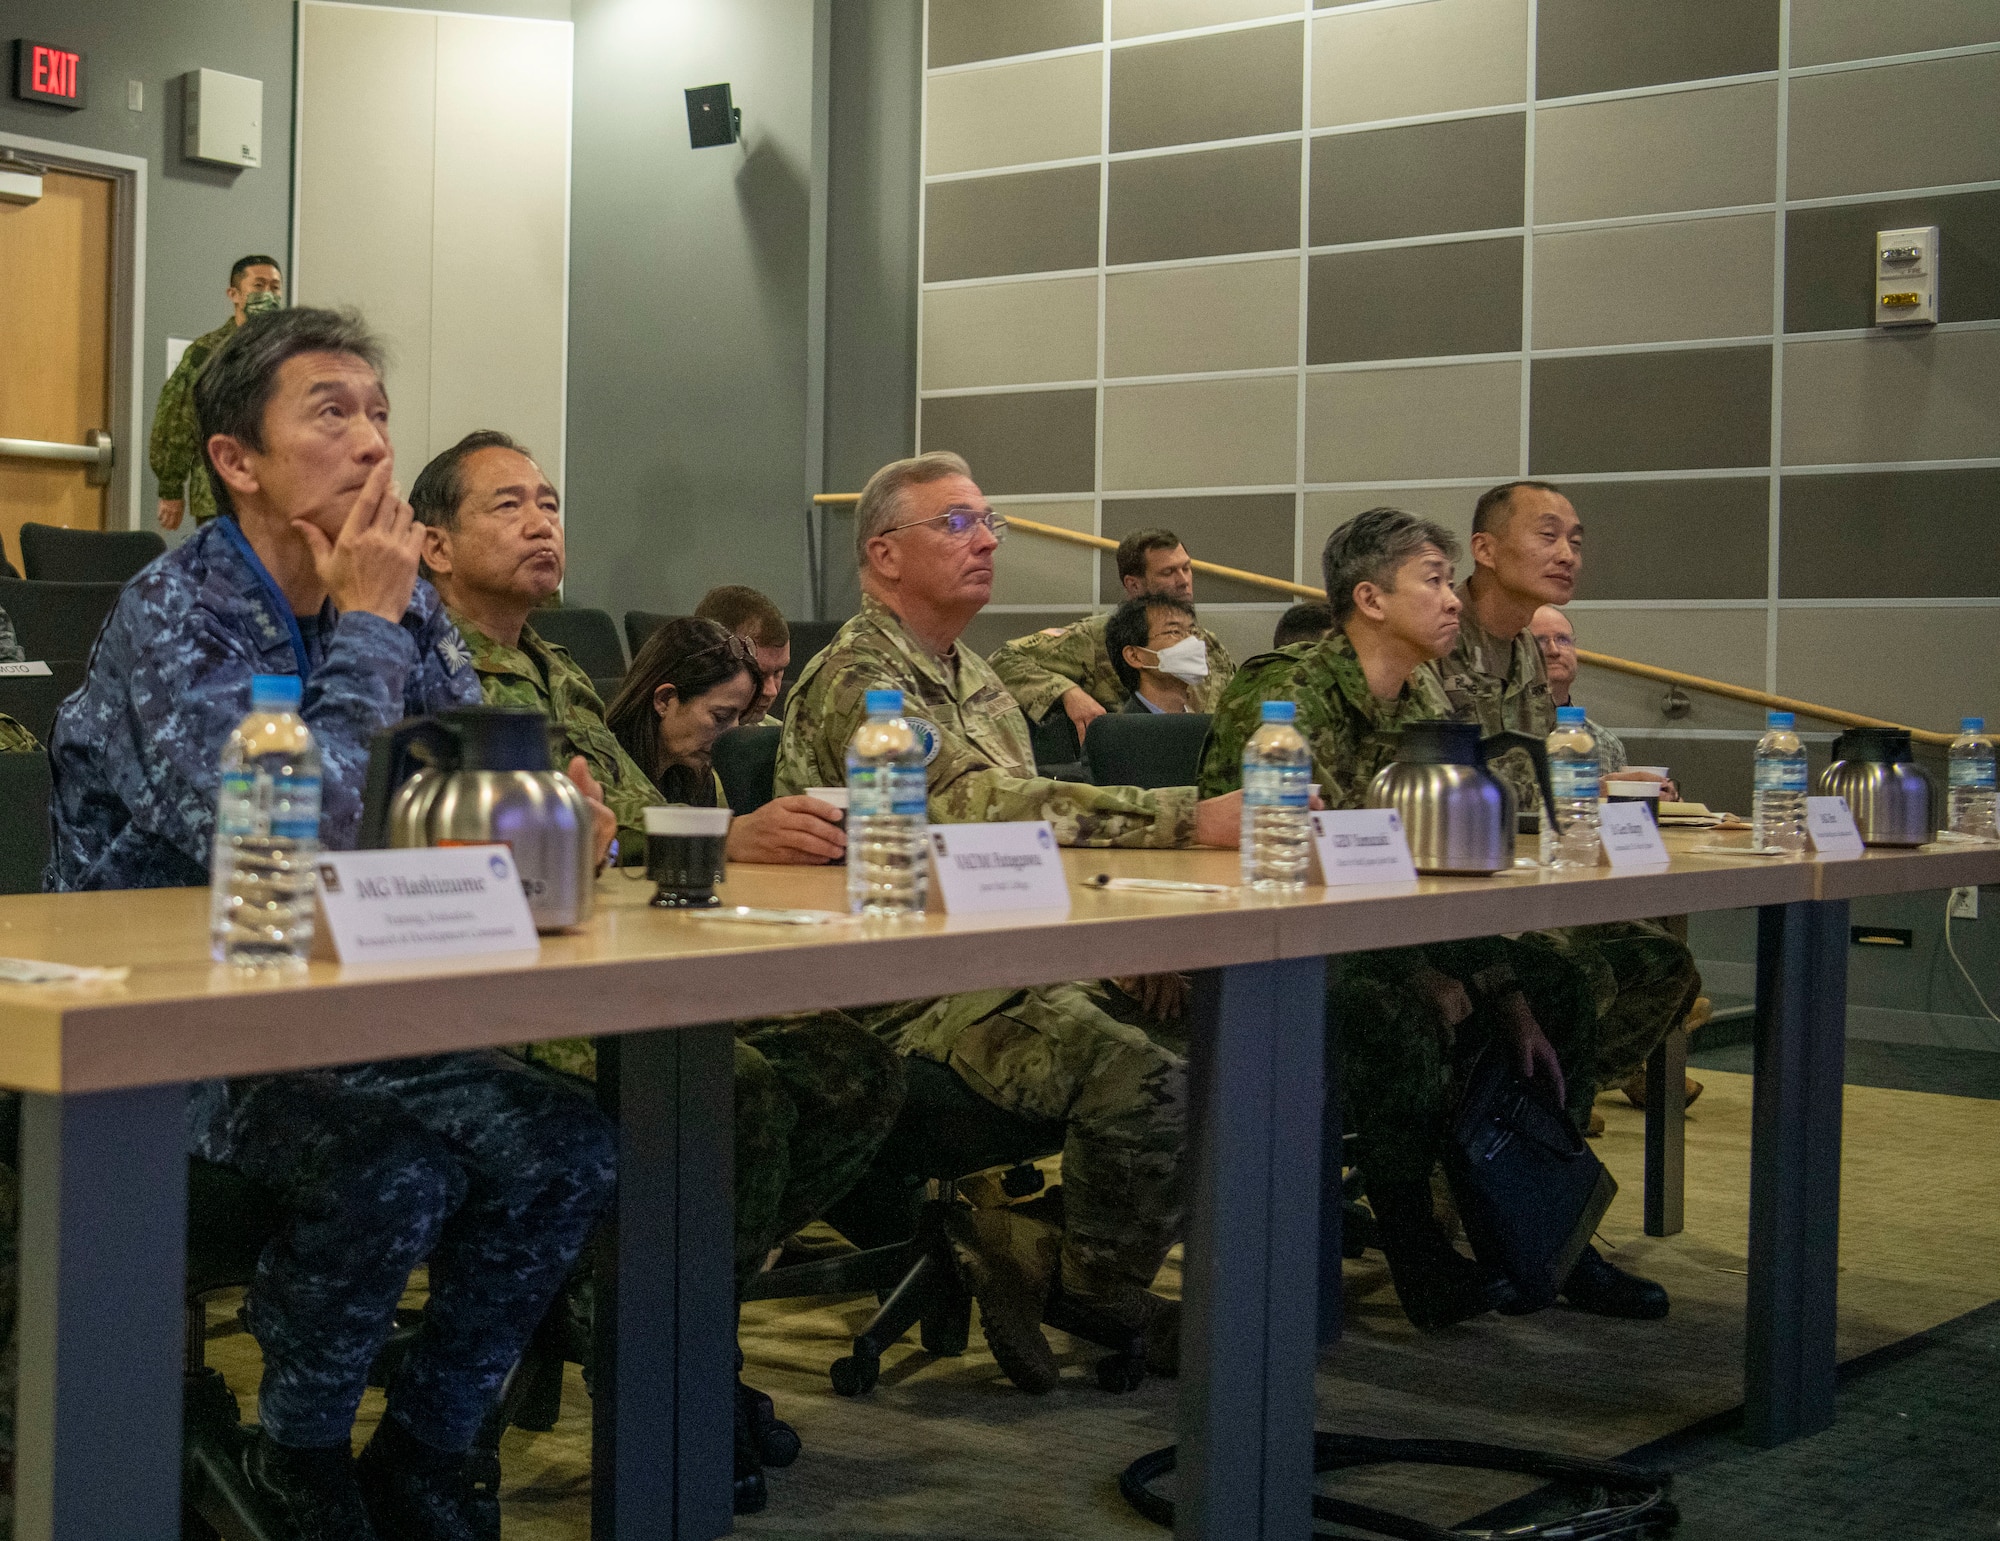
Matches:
[811,491,1952,746]
[0,430,115,486]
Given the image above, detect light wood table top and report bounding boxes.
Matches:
[1,836,1992,1096]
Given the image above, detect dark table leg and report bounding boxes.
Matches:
[593,1025,735,1540]
[15,1084,187,1541]
[1643,1026,1687,1237]
[1179,955,1327,1541]
[1746,899,1849,1447]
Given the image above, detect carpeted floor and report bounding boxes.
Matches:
[1693,1036,2000,1100]
[201,1068,2000,1539]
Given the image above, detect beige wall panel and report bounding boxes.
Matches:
[1303,487,1478,585]
[1201,605,1293,667]
[1304,361,1519,483]
[1102,375,1298,490]
[1783,330,2000,468]
[1112,0,1301,41]
[1311,0,1528,128]
[297,3,438,472]
[1104,258,1299,378]
[430,14,572,487]
[1779,607,2000,734]
[1533,215,1775,349]
[1791,0,2000,67]
[988,498,1096,606]
[1535,81,1777,224]
[922,276,1099,390]
[926,52,1104,176]
[1788,53,2000,201]
[1572,606,1769,692]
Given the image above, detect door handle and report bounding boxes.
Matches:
[0,428,115,486]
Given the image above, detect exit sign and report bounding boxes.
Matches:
[13,39,85,108]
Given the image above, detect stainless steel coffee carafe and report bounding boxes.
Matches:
[358,706,595,931]
[1819,727,1934,847]
[1366,721,1559,875]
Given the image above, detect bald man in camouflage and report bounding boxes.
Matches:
[777,451,1246,1393]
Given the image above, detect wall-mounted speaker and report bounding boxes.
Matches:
[684,83,740,149]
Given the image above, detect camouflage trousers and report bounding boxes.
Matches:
[1334,940,1604,1185]
[1527,921,1702,1098]
[864,983,1185,1305]
[191,1051,616,1452]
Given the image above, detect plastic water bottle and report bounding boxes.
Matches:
[846,688,929,916]
[1948,716,1998,841]
[1545,706,1602,870]
[1240,700,1312,891]
[1752,709,1808,854]
[209,675,322,967]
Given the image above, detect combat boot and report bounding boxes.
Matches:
[355,1414,485,1541]
[1047,1271,1180,1378]
[944,1204,1062,1393]
[1367,1179,1509,1330]
[242,1429,380,1541]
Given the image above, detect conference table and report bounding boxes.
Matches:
[2,832,1996,1541]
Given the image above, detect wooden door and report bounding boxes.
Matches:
[0,168,114,569]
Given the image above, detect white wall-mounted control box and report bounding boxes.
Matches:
[1875,225,1938,327]
[183,68,263,169]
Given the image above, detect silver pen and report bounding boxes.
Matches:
[1087,874,1235,895]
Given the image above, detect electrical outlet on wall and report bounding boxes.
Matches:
[1949,887,1980,921]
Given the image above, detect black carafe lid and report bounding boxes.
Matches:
[1395,720,1482,765]
[1830,726,1912,764]
[443,705,555,772]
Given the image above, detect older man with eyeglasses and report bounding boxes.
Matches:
[774,451,1244,1395]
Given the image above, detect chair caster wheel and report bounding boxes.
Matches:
[830,1353,879,1396]
[1096,1353,1146,1393]
[760,1420,802,1468]
[733,1470,769,1515]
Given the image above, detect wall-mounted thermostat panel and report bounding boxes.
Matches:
[183,68,262,168]
[1875,225,1938,327]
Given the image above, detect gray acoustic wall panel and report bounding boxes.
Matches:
[1535,0,1780,101]
[1108,21,1302,153]
[1106,139,1302,264]
[1310,114,1525,246]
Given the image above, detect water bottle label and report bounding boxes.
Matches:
[1551,761,1600,799]
[1243,763,1309,808]
[849,764,928,818]
[269,774,322,841]
[1949,760,1997,790]
[216,770,261,838]
[888,764,928,817]
[1754,759,1808,793]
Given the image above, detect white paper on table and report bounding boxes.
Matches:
[1804,796,1865,859]
[925,823,1072,915]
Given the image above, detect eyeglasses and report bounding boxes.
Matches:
[1534,633,1576,654]
[882,504,1009,542]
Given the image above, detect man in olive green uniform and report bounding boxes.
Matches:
[150,255,284,530]
[989,528,1237,742]
[410,429,904,1292]
[1444,481,1700,1110]
[779,451,1245,1389]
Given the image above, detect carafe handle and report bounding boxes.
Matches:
[358,717,462,848]
[1478,729,1563,836]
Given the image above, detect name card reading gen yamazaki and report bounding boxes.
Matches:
[1599,800,1671,868]
[313,845,540,963]
[1310,809,1418,886]
[926,822,1073,915]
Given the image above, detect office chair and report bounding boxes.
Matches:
[622,610,676,660]
[0,660,88,744]
[0,751,53,896]
[1084,712,1213,791]
[713,725,782,815]
[17,523,165,584]
[0,577,125,662]
[527,606,627,683]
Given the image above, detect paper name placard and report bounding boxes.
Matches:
[1805,796,1865,859]
[314,845,540,963]
[1599,800,1671,868]
[1309,809,1418,886]
[926,822,1072,915]
[0,661,52,677]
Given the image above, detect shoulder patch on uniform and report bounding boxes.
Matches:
[437,632,473,675]
[1038,627,1067,637]
[904,715,943,766]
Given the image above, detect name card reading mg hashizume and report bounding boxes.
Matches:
[1805,796,1865,859]
[926,823,1072,915]
[1600,800,1671,868]
[314,846,540,963]
[1309,809,1418,886]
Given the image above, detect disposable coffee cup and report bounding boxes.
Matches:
[1629,766,1671,779]
[1605,780,1664,805]
[641,805,732,908]
[804,787,849,813]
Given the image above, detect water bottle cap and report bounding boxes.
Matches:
[1963,717,1985,733]
[1767,710,1794,729]
[1556,705,1586,726]
[864,688,904,716]
[251,674,302,711]
[1259,700,1296,723]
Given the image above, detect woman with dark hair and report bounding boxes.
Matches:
[605,616,762,804]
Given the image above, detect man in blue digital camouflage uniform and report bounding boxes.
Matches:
[46,307,617,1541]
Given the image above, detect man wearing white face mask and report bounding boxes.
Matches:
[1104,594,1206,714]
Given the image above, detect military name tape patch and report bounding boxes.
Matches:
[905,716,942,766]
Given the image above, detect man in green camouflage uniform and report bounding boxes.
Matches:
[149,254,284,529]
[779,452,1246,1389]
[411,430,904,1293]
[988,527,1237,742]
[1202,506,1668,1325]
[1443,482,1701,1109]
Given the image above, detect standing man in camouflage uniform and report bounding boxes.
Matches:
[1202,507,1666,1326]
[989,528,1237,743]
[47,310,618,1541]
[150,254,284,530]
[779,452,1245,1391]
[1441,481,1701,1118]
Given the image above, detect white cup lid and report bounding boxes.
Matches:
[1604,781,1662,798]
[644,805,733,836]
[805,786,850,808]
